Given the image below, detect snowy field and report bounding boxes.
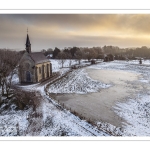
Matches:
[50,59,78,72]
[88,60,150,136]
[0,60,108,136]
[114,94,150,136]
[48,69,111,94]
[0,109,29,136]
[0,86,108,136]
[49,59,150,136]
[1,59,150,136]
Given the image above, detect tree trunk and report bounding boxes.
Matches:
[5,83,10,98]
[1,84,4,96]
[79,60,80,65]
[5,77,12,99]
[69,60,72,67]
[6,88,9,99]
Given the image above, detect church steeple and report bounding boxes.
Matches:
[26,28,31,53]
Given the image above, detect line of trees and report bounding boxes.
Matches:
[55,47,104,68]
[0,49,21,98]
[42,46,104,60]
[42,45,150,61]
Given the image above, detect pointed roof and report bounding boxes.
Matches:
[29,52,50,64]
[26,34,31,46]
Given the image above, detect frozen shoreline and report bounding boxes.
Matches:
[52,68,140,127]
[1,60,150,136]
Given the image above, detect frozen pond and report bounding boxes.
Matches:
[51,68,142,127]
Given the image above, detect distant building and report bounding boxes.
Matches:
[46,54,53,59]
[19,32,52,83]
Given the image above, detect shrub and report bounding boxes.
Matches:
[13,88,36,110]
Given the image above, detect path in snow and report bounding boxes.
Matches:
[2,60,150,136]
[8,67,109,136]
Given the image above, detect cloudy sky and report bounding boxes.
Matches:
[0,14,150,51]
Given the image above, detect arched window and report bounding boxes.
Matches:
[47,64,49,77]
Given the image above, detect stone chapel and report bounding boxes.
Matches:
[19,32,52,83]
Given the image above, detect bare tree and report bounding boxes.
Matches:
[75,49,85,65]
[13,88,37,110]
[57,51,67,68]
[0,49,21,98]
[0,49,9,96]
[65,53,72,67]
[85,49,97,61]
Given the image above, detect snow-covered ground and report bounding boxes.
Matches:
[88,60,150,136]
[48,69,111,94]
[1,59,150,136]
[0,109,29,136]
[12,73,19,85]
[50,59,78,72]
[50,59,92,72]
[0,91,108,136]
[39,88,108,136]
[0,61,108,136]
[89,60,150,84]
[18,83,108,136]
[114,94,150,136]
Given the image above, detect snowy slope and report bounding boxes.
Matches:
[0,66,109,136]
[1,60,150,136]
[48,69,111,94]
[114,95,150,136]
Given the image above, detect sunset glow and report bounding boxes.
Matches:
[1,14,150,51]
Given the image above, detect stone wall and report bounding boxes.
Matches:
[19,52,35,83]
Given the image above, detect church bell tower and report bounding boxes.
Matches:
[26,28,31,53]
